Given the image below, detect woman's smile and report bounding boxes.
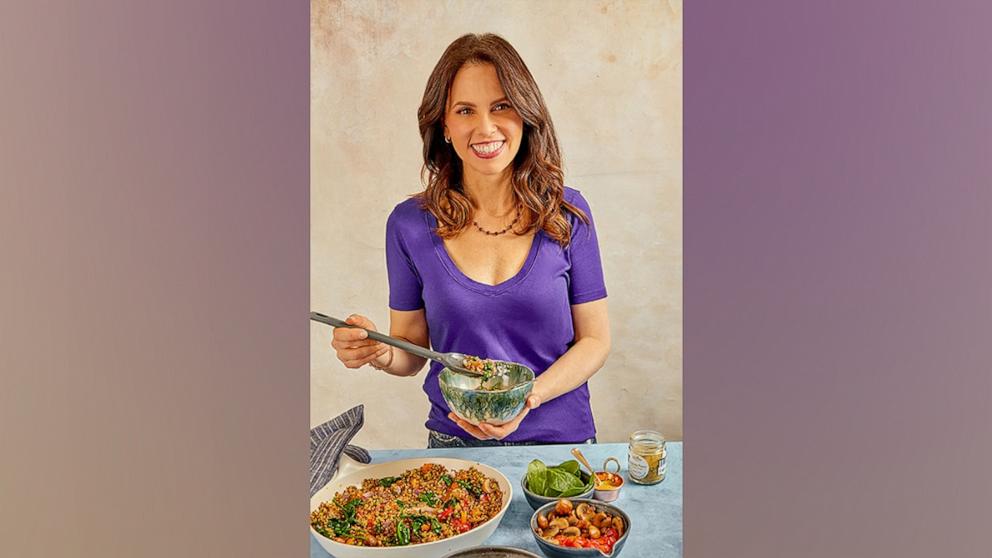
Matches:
[470,140,505,159]
[444,62,524,179]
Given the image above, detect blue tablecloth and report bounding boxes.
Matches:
[310,442,682,557]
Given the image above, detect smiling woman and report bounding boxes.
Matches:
[416,34,586,248]
[326,33,612,448]
[445,65,523,180]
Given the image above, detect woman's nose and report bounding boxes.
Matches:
[477,113,498,136]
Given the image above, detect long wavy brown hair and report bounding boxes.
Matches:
[416,33,587,246]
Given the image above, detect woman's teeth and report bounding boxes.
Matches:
[471,141,504,155]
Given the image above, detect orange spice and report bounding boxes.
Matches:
[594,471,623,490]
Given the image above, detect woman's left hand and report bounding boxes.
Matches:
[448,394,542,441]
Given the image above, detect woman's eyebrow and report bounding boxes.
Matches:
[450,97,510,108]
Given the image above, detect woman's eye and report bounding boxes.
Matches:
[456,107,472,115]
[492,103,511,112]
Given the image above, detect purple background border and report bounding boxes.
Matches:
[685,2,992,557]
[2,2,990,557]
[1,2,308,557]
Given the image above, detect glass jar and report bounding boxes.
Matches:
[627,430,666,485]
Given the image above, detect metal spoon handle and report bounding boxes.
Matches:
[309,312,443,363]
[571,447,597,475]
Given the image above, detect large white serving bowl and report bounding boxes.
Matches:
[311,453,513,558]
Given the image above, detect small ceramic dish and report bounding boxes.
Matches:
[592,457,624,502]
[439,361,534,425]
[521,470,595,510]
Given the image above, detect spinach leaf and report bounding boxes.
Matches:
[340,498,361,521]
[526,458,593,497]
[559,483,589,497]
[440,474,453,486]
[457,479,482,497]
[328,518,352,537]
[418,490,438,506]
[555,460,580,476]
[402,512,441,538]
[380,476,401,488]
[394,521,411,545]
[526,459,548,495]
[547,468,582,495]
[325,497,362,537]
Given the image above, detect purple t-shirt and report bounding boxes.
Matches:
[385,187,607,443]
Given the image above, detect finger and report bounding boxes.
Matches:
[461,423,491,440]
[330,337,378,350]
[526,394,542,410]
[339,345,388,367]
[340,348,385,368]
[333,327,369,342]
[448,413,491,440]
[345,314,376,330]
[480,404,531,439]
[447,413,473,432]
[479,414,521,439]
[341,358,365,369]
[477,422,505,439]
[350,343,386,362]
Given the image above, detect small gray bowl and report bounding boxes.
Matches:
[439,361,535,426]
[521,471,595,510]
[530,499,631,558]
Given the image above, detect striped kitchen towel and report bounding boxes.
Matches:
[309,404,371,497]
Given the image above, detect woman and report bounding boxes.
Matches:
[331,33,610,447]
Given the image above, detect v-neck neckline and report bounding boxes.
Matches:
[425,211,542,295]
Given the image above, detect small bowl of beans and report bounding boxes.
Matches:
[530,498,631,558]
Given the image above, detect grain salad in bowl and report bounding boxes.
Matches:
[439,360,535,426]
[461,355,510,388]
[311,462,505,548]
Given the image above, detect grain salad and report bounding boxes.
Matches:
[462,355,509,390]
[310,463,504,547]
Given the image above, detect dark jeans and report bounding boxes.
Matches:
[427,429,597,448]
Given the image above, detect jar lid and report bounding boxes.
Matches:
[629,429,666,451]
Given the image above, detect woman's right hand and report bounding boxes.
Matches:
[330,314,392,369]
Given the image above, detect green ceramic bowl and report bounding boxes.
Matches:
[439,361,535,426]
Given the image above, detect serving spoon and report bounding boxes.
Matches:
[570,447,598,476]
[310,312,484,378]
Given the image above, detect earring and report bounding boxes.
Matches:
[444,136,451,143]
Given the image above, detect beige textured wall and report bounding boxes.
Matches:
[311,0,682,448]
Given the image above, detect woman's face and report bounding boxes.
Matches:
[444,62,524,184]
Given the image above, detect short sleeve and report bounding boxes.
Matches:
[385,207,424,311]
[565,189,608,305]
